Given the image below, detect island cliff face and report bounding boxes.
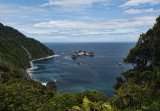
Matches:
[71,51,94,59]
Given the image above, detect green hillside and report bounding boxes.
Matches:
[0,15,160,111]
[0,23,54,69]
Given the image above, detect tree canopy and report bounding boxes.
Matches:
[0,15,160,110]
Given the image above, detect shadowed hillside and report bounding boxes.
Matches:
[0,23,54,69]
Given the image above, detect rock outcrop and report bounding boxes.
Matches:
[46,81,57,89]
[71,51,94,59]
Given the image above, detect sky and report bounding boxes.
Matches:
[0,0,160,42]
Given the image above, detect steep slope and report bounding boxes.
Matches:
[111,15,160,110]
[0,23,58,110]
[0,23,54,69]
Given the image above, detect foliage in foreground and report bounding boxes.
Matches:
[0,78,57,111]
[38,90,107,111]
[1,15,160,110]
[113,15,160,110]
[71,96,116,111]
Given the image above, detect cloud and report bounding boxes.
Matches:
[23,15,156,42]
[27,33,140,43]
[0,3,50,15]
[41,0,108,12]
[34,15,156,30]
[3,14,155,42]
[120,0,160,7]
[124,8,160,14]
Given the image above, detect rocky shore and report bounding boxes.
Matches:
[72,51,94,59]
[26,55,59,86]
[46,81,57,89]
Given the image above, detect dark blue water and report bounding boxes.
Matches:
[30,43,135,97]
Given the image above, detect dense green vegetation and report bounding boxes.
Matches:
[0,23,108,111]
[0,15,160,110]
[0,23,57,110]
[0,23,54,69]
[112,15,160,110]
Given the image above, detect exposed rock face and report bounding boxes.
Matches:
[89,52,94,56]
[46,81,57,89]
[71,51,94,59]
[72,54,78,59]
[117,62,122,65]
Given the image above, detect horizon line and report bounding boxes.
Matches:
[42,41,137,43]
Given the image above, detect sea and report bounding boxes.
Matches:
[29,43,135,97]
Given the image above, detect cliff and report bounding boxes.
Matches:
[0,23,54,69]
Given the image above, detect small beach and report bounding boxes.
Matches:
[26,55,60,73]
[32,55,60,62]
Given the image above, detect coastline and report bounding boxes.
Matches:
[26,55,60,75]
[32,55,60,62]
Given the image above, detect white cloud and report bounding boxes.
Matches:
[124,8,160,14]
[41,0,108,12]
[42,0,107,6]
[120,0,160,7]
[4,14,155,42]
[34,15,156,30]
[0,4,50,15]
[29,33,140,43]
[21,15,155,42]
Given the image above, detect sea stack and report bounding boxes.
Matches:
[71,51,94,59]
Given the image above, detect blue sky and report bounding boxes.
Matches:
[0,0,160,42]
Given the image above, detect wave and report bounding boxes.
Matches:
[42,82,47,86]
[30,66,38,70]
[53,79,57,82]
[41,79,56,86]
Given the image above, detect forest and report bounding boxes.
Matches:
[0,15,160,111]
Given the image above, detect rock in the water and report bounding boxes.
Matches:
[71,51,94,59]
[89,52,94,56]
[46,81,57,89]
[117,62,122,65]
[72,54,77,59]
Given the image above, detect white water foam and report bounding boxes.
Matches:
[42,82,47,86]
[30,66,38,70]
[53,79,57,82]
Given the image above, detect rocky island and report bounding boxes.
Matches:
[71,51,94,59]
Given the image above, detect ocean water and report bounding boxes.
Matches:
[30,43,135,97]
